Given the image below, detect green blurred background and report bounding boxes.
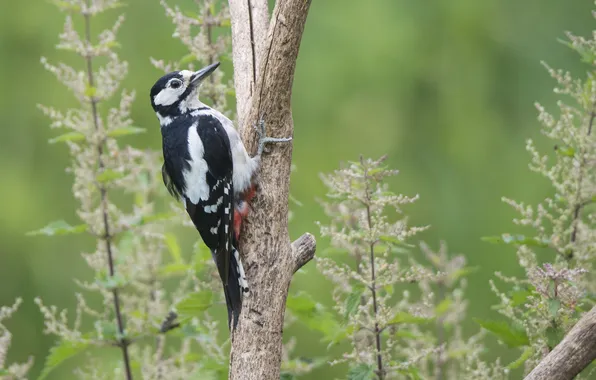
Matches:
[0,0,594,378]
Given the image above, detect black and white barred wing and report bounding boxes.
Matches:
[183,115,247,328]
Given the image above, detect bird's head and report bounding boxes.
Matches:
[150,62,220,124]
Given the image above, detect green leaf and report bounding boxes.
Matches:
[435,298,452,316]
[27,220,87,236]
[379,235,405,245]
[507,346,534,370]
[348,363,375,380]
[159,263,192,277]
[48,0,81,11]
[546,325,565,348]
[286,292,344,345]
[321,247,348,255]
[164,233,182,263]
[0,368,9,376]
[286,292,317,313]
[475,319,529,348]
[131,212,177,226]
[280,373,297,380]
[96,169,125,183]
[84,86,97,98]
[509,288,533,307]
[38,340,89,380]
[49,131,86,144]
[548,299,561,318]
[390,311,433,325]
[178,53,197,66]
[176,290,213,318]
[397,367,423,380]
[554,145,575,157]
[449,266,478,282]
[95,320,119,341]
[107,126,146,138]
[481,234,550,248]
[344,290,363,319]
[117,231,135,256]
[95,272,128,291]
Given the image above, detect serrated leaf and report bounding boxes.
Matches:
[507,346,534,370]
[176,290,213,317]
[27,220,87,236]
[38,340,89,380]
[481,234,550,247]
[107,126,146,138]
[475,318,529,348]
[344,290,362,319]
[548,299,561,318]
[49,131,85,144]
[96,169,125,183]
[390,311,433,325]
[348,363,375,380]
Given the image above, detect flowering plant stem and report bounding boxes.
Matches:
[82,4,132,379]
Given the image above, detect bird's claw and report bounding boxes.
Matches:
[254,119,292,156]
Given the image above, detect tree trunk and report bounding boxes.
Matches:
[227,0,315,379]
[525,305,596,380]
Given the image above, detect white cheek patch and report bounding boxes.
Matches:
[154,89,179,106]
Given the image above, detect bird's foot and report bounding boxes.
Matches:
[254,118,292,156]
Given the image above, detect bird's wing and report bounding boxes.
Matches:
[185,114,234,279]
[161,163,182,200]
[184,114,245,328]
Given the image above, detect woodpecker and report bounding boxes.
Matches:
[150,62,291,328]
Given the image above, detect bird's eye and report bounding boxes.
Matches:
[170,79,182,89]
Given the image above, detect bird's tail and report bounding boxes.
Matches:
[220,247,249,330]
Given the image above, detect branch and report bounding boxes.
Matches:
[525,305,596,380]
[228,0,313,379]
[291,233,316,274]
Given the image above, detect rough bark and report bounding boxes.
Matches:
[228,0,269,130]
[525,305,596,380]
[227,0,315,379]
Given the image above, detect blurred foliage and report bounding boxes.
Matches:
[0,0,594,379]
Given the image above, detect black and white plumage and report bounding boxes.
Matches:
[150,62,291,328]
[150,62,251,328]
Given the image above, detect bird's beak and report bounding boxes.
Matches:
[190,62,220,87]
